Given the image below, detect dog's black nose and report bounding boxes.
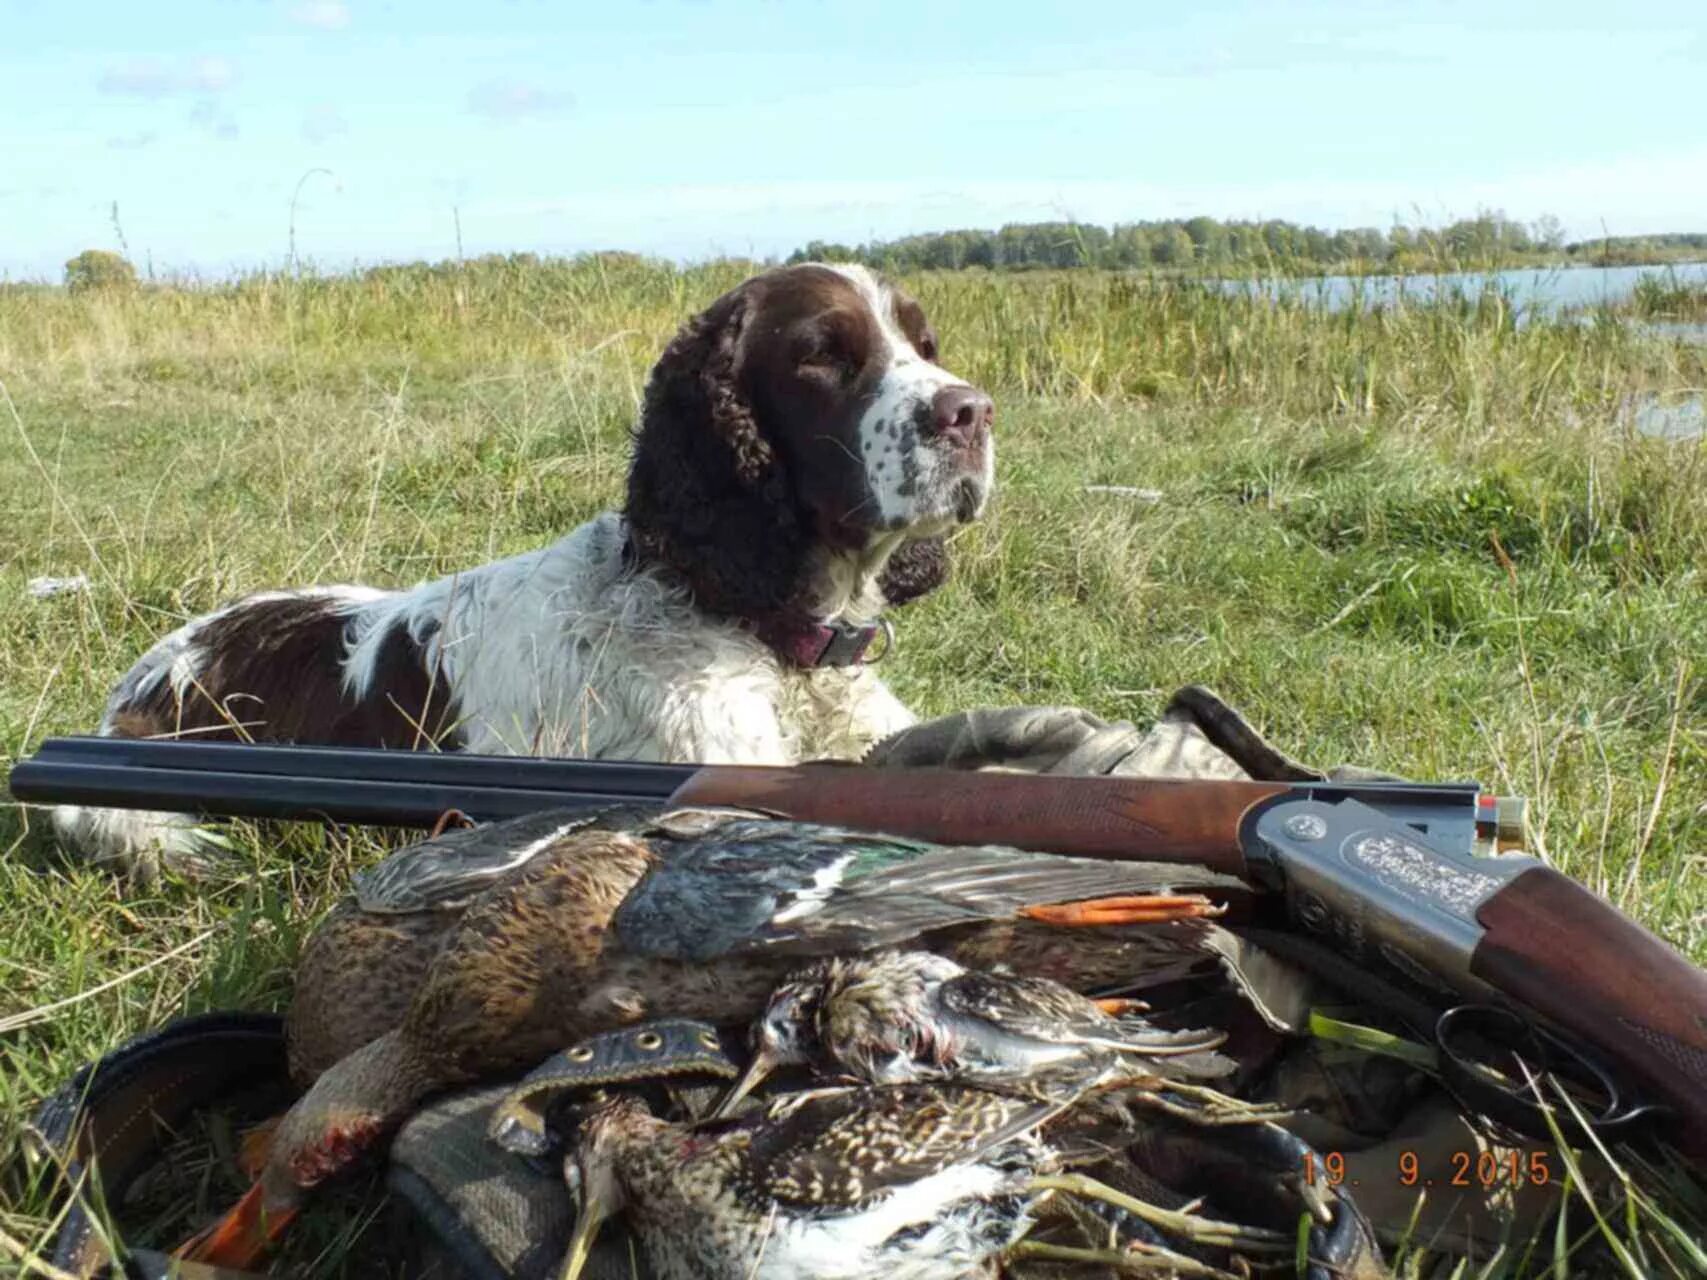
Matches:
[929,386,994,448]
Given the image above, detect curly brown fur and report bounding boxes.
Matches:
[877,535,951,607]
[625,286,813,621]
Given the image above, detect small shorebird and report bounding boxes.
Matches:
[177,807,1238,1268]
[714,950,1235,1116]
[558,1083,1291,1280]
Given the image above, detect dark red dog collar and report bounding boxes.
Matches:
[755,617,892,668]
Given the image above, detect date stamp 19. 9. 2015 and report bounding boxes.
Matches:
[1303,1148,1553,1190]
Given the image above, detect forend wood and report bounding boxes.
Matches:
[668,765,1289,879]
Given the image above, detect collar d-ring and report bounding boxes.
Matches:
[865,617,896,664]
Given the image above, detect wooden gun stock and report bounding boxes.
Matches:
[1472,867,1707,1156]
[668,765,1288,880]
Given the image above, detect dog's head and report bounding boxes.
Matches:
[625,263,994,623]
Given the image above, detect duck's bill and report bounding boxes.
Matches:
[559,1184,615,1280]
[710,1049,775,1120]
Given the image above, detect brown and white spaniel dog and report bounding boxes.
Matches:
[55,263,995,876]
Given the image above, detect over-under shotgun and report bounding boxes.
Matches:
[9,735,1706,1155]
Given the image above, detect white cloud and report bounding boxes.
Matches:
[106,130,160,151]
[189,99,240,141]
[302,105,349,143]
[290,1,351,30]
[194,56,237,92]
[99,55,236,97]
[466,79,575,120]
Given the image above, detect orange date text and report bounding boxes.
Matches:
[1302,1149,1552,1189]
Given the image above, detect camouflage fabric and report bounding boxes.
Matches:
[859,684,1403,786]
[389,1082,651,1280]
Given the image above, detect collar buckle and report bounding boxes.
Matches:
[759,617,893,669]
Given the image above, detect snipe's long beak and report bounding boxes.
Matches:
[176,1180,299,1270]
[559,1183,616,1280]
[710,1049,774,1120]
[1122,1028,1229,1056]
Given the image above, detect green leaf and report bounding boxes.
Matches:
[1307,1010,1440,1069]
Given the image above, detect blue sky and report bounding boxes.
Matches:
[2,0,1703,280]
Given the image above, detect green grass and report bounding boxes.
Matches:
[2,257,1705,1277]
[1631,271,1707,323]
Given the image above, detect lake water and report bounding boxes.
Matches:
[1220,261,1707,321]
[1644,321,1707,346]
[1631,396,1705,440]
[1219,261,1707,440]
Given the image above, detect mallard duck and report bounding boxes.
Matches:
[713,950,1235,1117]
[181,805,1241,1268]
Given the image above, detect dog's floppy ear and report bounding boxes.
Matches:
[678,287,773,485]
[878,535,951,607]
[625,284,811,619]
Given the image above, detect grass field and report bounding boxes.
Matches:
[2,258,1704,1276]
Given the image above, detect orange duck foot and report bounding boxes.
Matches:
[176,1181,298,1270]
[1019,893,1226,927]
[178,1114,384,1267]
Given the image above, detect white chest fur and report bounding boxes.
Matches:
[345,513,915,764]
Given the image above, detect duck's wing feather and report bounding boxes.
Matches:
[765,846,1242,952]
[616,824,1242,959]
[741,1084,1061,1210]
[612,823,919,960]
[354,808,618,914]
[354,804,765,914]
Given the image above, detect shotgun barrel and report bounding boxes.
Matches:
[9,735,1503,861]
[8,736,697,828]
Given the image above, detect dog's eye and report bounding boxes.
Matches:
[797,338,850,377]
[916,332,939,362]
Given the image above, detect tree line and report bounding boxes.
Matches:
[787,214,1707,274]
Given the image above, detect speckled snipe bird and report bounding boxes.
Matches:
[178,806,1238,1269]
[715,950,1235,1116]
[559,1080,1296,1280]
[558,1084,1069,1280]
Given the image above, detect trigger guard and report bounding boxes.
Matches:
[1434,1005,1665,1145]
